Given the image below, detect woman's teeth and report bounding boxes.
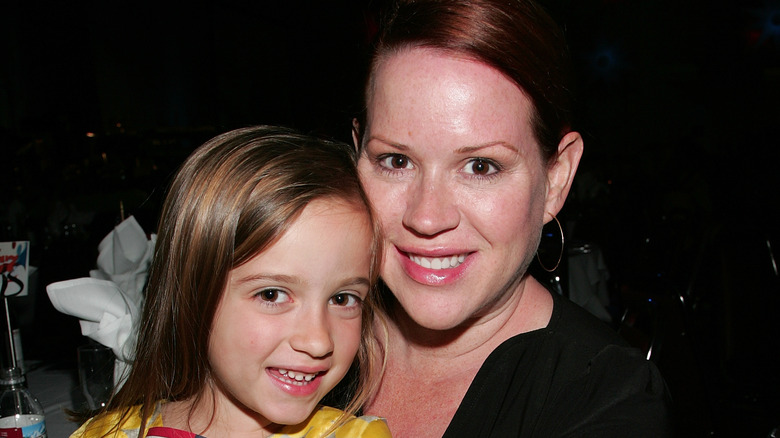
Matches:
[278,369,317,385]
[409,254,466,270]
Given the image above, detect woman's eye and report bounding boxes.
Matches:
[257,289,290,304]
[463,158,498,176]
[379,154,412,170]
[330,293,362,308]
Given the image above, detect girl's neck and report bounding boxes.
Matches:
[161,394,281,438]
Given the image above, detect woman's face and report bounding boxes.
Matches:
[357,48,572,331]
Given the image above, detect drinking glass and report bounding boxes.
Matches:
[77,343,115,410]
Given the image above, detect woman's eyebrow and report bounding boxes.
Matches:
[369,137,518,154]
[455,141,519,154]
[367,135,410,151]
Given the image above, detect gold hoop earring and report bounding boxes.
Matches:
[536,215,564,272]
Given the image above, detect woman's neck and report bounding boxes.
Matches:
[364,277,553,437]
[383,275,552,367]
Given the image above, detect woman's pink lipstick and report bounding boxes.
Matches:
[396,246,471,286]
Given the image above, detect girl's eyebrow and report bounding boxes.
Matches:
[340,277,372,288]
[235,273,300,286]
[235,274,370,288]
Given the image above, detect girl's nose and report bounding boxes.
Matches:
[289,309,334,358]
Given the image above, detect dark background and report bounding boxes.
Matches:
[2,1,779,436]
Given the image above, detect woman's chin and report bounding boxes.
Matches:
[393,295,474,333]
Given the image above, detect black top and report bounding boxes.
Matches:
[444,291,672,437]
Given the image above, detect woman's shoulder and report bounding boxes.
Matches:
[546,288,628,349]
[273,405,391,438]
[486,289,659,399]
[452,293,672,436]
[70,403,164,438]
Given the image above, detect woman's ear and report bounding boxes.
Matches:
[351,118,361,152]
[544,131,584,221]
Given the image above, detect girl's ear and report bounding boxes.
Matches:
[544,131,584,222]
[351,118,361,153]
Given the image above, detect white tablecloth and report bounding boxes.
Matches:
[26,362,79,437]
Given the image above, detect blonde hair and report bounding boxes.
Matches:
[83,126,384,437]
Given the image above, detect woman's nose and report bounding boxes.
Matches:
[289,310,334,358]
[402,174,460,237]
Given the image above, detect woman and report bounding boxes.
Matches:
[352,0,672,436]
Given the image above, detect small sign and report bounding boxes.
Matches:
[0,241,29,297]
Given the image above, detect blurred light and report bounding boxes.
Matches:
[747,1,780,48]
[86,132,96,138]
[583,43,626,83]
[767,239,778,276]
[594,50,617,71]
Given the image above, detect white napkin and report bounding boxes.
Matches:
[90,215,155,303]
[47,278,141,361]
[46,216,156,387]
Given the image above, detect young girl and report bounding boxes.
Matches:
[71,126,390,438]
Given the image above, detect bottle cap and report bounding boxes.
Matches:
[0,367,25,385]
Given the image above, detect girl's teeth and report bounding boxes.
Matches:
[279,369,317,382]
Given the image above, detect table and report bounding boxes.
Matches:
[26,362,80,437]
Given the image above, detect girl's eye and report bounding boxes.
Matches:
[257,289,291,304]
[378,154,413,170]
[330,293,362,308]
[463,158,499,176]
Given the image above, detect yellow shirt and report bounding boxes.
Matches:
[71,404,390,438]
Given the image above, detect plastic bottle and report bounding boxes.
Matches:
[0,368,47,438]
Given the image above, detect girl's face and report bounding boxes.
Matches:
[207,198,372,432]
[357,48,579,331]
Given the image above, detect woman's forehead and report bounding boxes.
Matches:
[366,48,536,148]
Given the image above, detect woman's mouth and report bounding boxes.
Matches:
[396,247,472,286]
[408,253,467,270]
